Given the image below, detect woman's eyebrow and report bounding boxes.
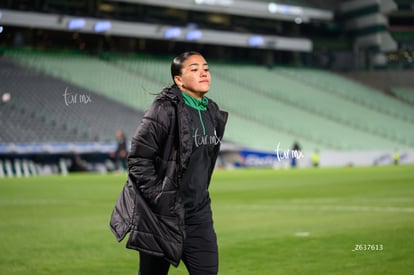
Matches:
[189,63,208,67]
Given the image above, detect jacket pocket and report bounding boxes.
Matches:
[151,175,176,217]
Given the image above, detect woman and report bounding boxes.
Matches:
[110,51,228,275]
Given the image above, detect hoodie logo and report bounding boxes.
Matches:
[193,128,221,147]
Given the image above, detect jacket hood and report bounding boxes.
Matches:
[159,85,181,104]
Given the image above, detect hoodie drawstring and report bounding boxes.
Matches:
[182,92,208,135]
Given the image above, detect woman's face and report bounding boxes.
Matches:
[175,54,210,98]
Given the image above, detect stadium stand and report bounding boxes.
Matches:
[108,55,320,150]
[106,55,414,151]
[2,49,414,152]
[4,50,158,111]
[392,87,414,105]
[268,67,414,144]
[108,55,346,150]
[282,68,414,121]
[0,56,143,143]
[212,63,414,149]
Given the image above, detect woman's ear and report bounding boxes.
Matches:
[174,75,182,86]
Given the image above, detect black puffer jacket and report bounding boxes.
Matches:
[110,85,228,266]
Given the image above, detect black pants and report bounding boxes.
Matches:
[138,222,218,275]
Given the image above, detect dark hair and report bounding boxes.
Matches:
[171,51,202,84]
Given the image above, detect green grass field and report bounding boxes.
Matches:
[1,166,413,274]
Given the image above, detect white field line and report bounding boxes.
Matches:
[225,204,414,213]
[0,199,90,206]
[279,197,414,204]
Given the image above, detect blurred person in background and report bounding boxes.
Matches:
[110,51,228,275]
[290,141,302,168]
[311,149,320,168]
[393,149,400,165]
[111,129,127,172]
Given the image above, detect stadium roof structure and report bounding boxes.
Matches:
[106,0,333,22]
[0,7,313,52]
